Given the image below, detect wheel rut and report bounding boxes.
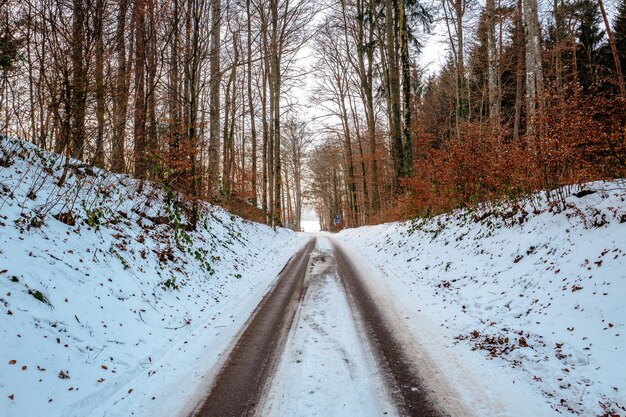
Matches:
[193,237,446,417]
[192,239,316,417]
[332,240,445,417]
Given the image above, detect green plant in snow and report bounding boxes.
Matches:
[14,211,45,230]
[162,277,179,290]
[29,289,53,307]
[82,203,111,229]
[109,247,130,269]
[162,186,193,251]
[159,184,216,275]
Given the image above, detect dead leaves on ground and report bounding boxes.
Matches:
[456,329,532,358]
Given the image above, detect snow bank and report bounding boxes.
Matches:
[0,138,307,417]
[339,181,626,417]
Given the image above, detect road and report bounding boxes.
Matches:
[192,236,446,417]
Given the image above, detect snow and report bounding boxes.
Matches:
[3,135,626,417]
[0,138,308,417]
[301,220,321,233]
[338,181,626,417]
[260,237,397,417]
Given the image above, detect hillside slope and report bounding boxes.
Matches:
[0,138,307,417]
[339,182,626,416]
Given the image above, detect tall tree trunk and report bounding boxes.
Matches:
[270,0,281,226]
[112,0,129,173]
[446,0,467,126]
[263,12,275,223]
[597,0,625,95]
[70,0,87,160]
[261,60,269,217]
[146,0,157,180]
[385,0,402,190]
[222,42,238,197]
[133,0,147,179]
[486,0,500,122]
[186,0,204,226]
[259,7,271,221]
[25,3,36,145]
[208,0,221,198]
[398,0,413,176]
[524,0,544,137]
[513,0,525,140]
[360,0,380,213]
[93,0,106,167]
[339,90,358,226]
[554,0,564,97]
[168,0,181,176]
[246,0,258,204]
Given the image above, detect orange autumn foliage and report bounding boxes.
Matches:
[393,93,626,219]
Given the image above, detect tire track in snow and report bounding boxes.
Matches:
[194,236,449,417]
[192,239,316,417]
[332,240,445,417]
[259,237,398,417]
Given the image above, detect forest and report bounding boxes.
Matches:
[1,0,625,231]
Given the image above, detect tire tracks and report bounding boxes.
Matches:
[193,237,446,417]
[192,239,316,417]
[332,240,445,417]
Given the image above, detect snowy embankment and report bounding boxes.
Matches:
[0,138,307,417]
[339,182,626,417]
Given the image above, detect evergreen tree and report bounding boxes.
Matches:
[576,0,605,90]
[0,19,18,71]
[614,0,626,71]
[0,35,17,70]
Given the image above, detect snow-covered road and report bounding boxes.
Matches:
[197,235,459,417]
[260,237,397,417]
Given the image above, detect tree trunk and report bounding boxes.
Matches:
[513,0,525,140]
[363,0,380,213]
[598,0,625,95]
[486,0,500,122]
[271,0,281,227]
[554,0,564,97]
[133,0,147,179]
[146,0,157,180]
[70,0,87,160]
[385,0,403,190]
[524,0,544,137]
[246,0,258,204]
[111,0,129,173]
[398,0,413,176]
[208,0,222,198]
[93,0,106,167]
